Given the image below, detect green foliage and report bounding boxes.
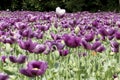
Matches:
[0,0,120,12]
[65,0,85,12]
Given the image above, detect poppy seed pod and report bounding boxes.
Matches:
[75,26,80,34]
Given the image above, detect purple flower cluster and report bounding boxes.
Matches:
[1,11,120,78]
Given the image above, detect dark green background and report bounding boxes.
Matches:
[0,0,120,12]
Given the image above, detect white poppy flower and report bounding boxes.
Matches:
[56,7,66,17]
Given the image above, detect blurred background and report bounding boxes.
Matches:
[0,0,120,12]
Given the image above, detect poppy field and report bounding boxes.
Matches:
[0,10,120,80]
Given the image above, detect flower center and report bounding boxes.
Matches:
[32,68,39,70]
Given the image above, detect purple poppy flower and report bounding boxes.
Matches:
[9,56,17,63]
[20,60,48,77]
[49,40,65,50]
[43,15,51,20]
[108,36,114,40]
[14,22,27,30]
[81,39,91,50]
[91,41,101,50]
[43,41,59,54]
[54,22,58,28]
[106,28,116,36]
[27,14,37,22]
[9,55,27,64]
[18,39,37,52]
[43,46,51,55]
[9,18,20,25]
[1,56,7,63]
[69,20,76,27]
[115,31,120,40]
[0,73,9,80]
[3,37,16,44]
[95,45,106,53]
[110,41,119,48]
[99,28,108,36]
[55,42,65,50]
[62,23,70,28]
[21,28,34,38]
[38,25,50,32]
[17,55,27,64]
[92,20,98,27]
[0,21,9,30]
[84,32,95,42]
[59,49,69,56]
[111,47,119,53]
[43,41,53,55]
[34,31,43,39]
[50,33,61,40]
[32,44,46,54]
[63,34,81,48]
